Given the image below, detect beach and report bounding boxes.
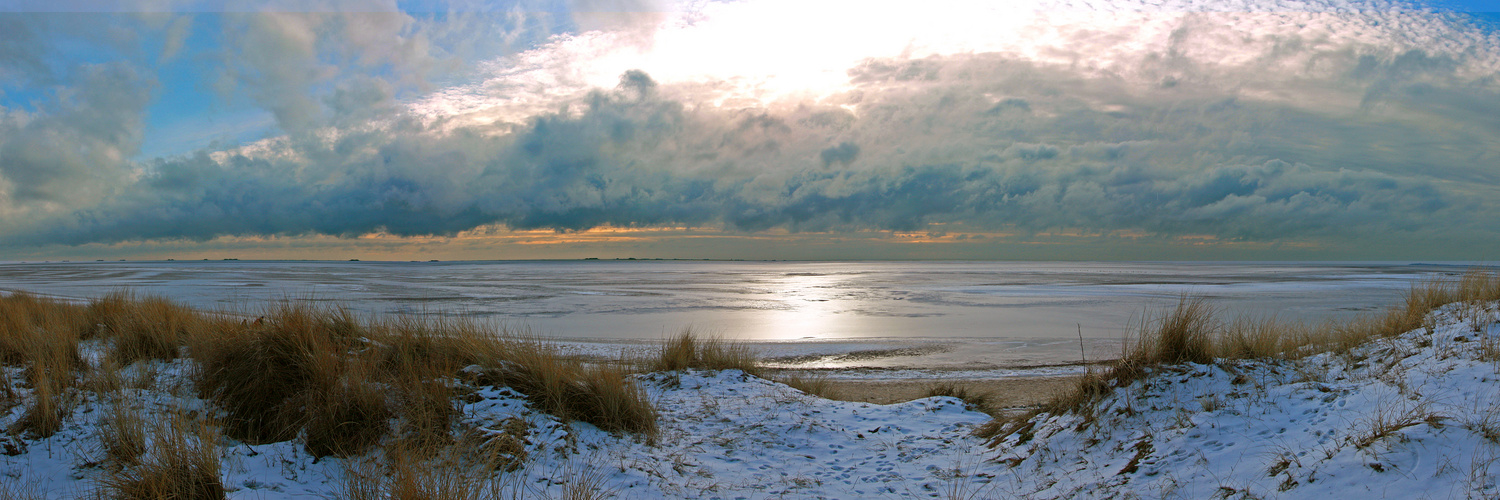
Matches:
[818,375,1082,408]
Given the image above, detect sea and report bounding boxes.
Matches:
[0,260,1484,378]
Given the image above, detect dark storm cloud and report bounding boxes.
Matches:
[18,57,1477,247]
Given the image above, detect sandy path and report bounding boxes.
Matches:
[820,376,1080,409]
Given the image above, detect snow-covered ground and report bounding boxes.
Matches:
[990,302,1500,499]
[2,302,1498,499]
[0,367,994,498]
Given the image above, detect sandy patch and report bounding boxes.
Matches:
[820,376,1080,409]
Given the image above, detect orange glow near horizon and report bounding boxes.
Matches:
[13,223,1333,262]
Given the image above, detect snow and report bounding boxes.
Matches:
[2,302,1498,498]
[988,302,1500,498]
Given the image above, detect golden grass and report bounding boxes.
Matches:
[97,397,149,468]
[1481,333,1500,363]
[978,270,1500,444]
[304,362,393,458]
[375,314,500,377]
[80,291,132,339]
[645,329,759,375]
[0,293,85,438]
[191,302,350,444]
[1352,400,1444,450]
[0,289,658,466]
[467,417,531,473]
[381,445,490,500]
[1216,315,1316,360]
[191,304,656,449]
[471,342,658,436]
[0,292,85,364]
[9,361,70,438]
[342,440,514,500]
[0,289,655,498]
[337,441,616,500]
[0,478,43,500]
[392,378,460,451]
[98,410,224,500]
[107,295,200,365]
[1124,296,1216,367]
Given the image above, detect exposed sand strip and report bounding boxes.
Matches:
[821,376,1080,408]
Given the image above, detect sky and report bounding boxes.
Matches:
[1,0,1499,261]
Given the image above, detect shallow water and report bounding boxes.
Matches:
[0,260,1480,371]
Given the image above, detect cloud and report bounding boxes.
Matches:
[0,63,153,227]
[820,142,860,166]
[22,56,1482,248]
[0,15,50,88]
[5,1,1500,258]
[0,5,549,237]
[158,14,192,62]
[212,2,562,134]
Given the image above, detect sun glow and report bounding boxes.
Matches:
[409,1,1074,121]
[410,0,1496,129]
[758,271,846,341]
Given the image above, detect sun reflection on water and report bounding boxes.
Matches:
[758,272,845,341]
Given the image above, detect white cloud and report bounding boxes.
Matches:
[412,0,1500,128]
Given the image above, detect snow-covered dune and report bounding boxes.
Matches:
[988,302,1500,499]
[2,302,1497,498]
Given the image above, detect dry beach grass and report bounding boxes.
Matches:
[0,291,654,498]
